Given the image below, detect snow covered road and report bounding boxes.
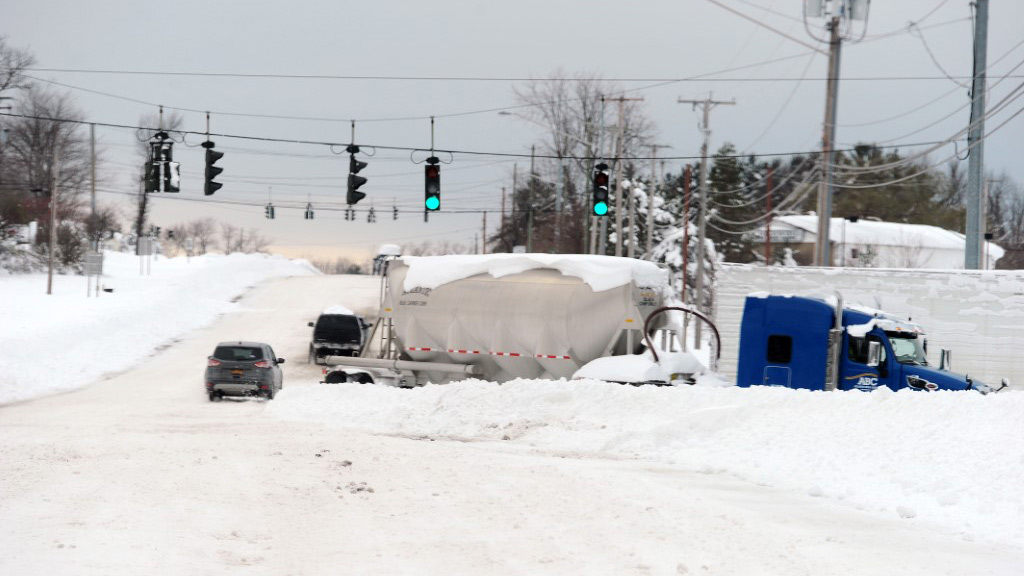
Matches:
[2,266,1023,575]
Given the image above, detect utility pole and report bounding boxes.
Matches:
[644,144,672,258]
[482,211,487,255]
[608,96,644,257]
[511,164,518,246]
[805,0,870,266]
[815,15,842,266]
[965,0,989,269]
[678,94,735,348]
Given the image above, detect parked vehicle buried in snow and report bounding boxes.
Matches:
[205,341,285,401]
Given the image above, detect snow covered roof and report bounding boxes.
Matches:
[398,253,669,292]
[376,244,402,256]
[773,215,1004,258]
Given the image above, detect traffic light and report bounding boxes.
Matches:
[304,203,314,220]
[346,145,367,205]
[265,203,275,219]
[203,141,224,196]
[144,161,159,193]
[164,161,181,193]
[592,162,610,216]
[424,156,440,211]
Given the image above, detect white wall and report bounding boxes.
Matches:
[714,264,1024,388]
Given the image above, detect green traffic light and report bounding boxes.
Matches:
[425,196,440,211]
[593,201,608,216]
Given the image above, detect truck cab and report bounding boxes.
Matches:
[737,295,988,392]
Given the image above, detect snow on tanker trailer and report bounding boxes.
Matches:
[737,294,1008,393]
[327,254,673,386]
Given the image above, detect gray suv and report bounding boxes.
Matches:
[205,341,284,401]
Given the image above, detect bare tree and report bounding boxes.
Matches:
[4,86,93,252]
[83,205,121,249]
[219,222,240,254]
[188,217,217,254]
[501,70,656,253]
[0,36,35,94]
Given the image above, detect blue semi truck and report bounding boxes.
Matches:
[736,294,1004,393]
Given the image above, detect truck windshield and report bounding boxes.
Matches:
[887,333,928,365]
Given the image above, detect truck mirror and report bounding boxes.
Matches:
[308,322,315,327]
[867,341,881,367]
[939,349,952,371]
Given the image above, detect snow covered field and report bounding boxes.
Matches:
[1,251,1023,575]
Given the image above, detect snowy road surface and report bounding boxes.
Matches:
[2,272,1023,575]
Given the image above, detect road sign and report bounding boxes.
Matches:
[84,252,103,275]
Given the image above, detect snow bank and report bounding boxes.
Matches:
[270,380,1024,547]
[0,251,317,405]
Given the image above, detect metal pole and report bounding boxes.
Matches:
[815,16,842,266]
[764,168,773,265]
[965,0,989,269]
[47,147,60,295]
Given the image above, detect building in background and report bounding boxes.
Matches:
[750,215,1004,269]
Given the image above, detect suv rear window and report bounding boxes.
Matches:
[214,346,264,361]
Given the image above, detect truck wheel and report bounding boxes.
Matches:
[208,392,216,402]
[309,346,321,365]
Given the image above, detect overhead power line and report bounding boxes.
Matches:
[0,111,963,163]
[25,67,1017,83]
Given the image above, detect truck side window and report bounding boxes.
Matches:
[848,335,886,365]
[848,336,868,364]
[766,335,792,363]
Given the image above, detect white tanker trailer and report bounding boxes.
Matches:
[325,253,696,386]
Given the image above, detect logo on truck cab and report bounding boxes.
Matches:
[845,372,879,391]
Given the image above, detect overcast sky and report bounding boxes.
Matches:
[4,0,1022,261]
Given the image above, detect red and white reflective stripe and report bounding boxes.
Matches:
[489,351,523,357]
[535,354,572,360]
[406,346,433,352]
[447,349,482,354]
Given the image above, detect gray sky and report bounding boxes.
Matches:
[4,0,1023,262]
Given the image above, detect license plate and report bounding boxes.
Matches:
[231,369,244,375]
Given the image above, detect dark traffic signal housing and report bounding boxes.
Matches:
[346,144,367,205]
[202,141,224,196]
[592,162,610,216]
[424,156,440,211]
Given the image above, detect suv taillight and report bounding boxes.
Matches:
[207,358,221,367]
[254,360,271,368]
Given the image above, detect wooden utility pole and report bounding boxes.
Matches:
[607,96,644,257]
[644,144,671,258]
[681,164,692,303]
[815,16,842,266]
[965,0,989,269]
[678,95,734,347]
